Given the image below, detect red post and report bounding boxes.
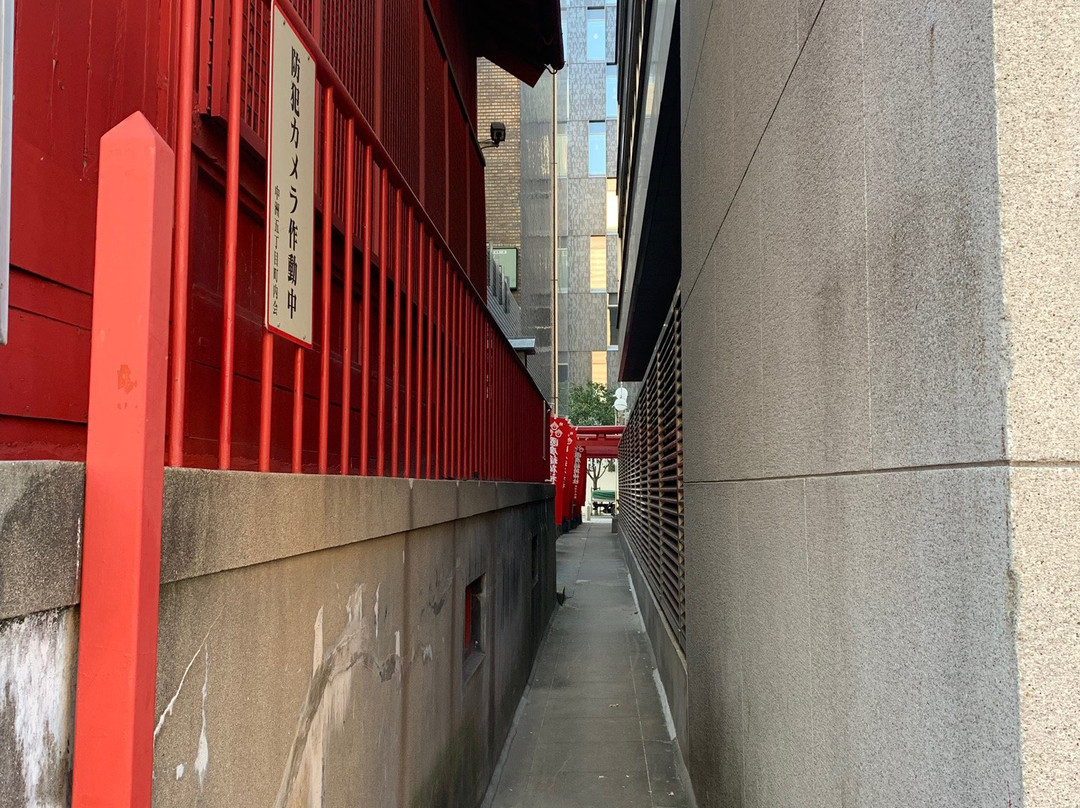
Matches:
[72,113,174,808]
[359,146,374,474]
[258,331,274,471]
[404,212,415,478]
[292,347,305,473]
[340,121,356,475]
[413,225,425,477]
[425,239,435,478]
[440,260,450,478]
[218,0,244,470]
[318,87,335,474]
[377,171,389,475]
[391,190,402,476]
[168,0,197,467]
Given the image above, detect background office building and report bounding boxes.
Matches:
[555,0,623,408]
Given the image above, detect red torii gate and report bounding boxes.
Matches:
[549,419,623,530]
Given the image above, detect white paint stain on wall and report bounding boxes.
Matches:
[272,583,400,808]
[0,609,77,808]
[154,612,220,794]
[194,645,210,790]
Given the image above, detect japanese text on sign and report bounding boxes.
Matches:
[265,3,315,346]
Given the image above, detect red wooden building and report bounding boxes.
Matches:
[1,0,562,479]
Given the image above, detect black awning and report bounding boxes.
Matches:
[471,0,565,86]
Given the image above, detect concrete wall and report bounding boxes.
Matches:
[0,462,556,807]
[680,0,1079,805]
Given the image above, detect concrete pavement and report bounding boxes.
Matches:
[486,520,693,808]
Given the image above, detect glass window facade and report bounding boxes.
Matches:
[591,351,608,386]
[607,178,618,232]
[558,247,569,292]
[608,292,619,346]
[590,235,607,291]
[586,8,605,61]
[588,121,606,176]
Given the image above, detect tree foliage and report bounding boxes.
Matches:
[566,382,616,427]
[586,457,615,491]
[566,383,618,491]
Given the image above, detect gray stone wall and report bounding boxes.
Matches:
[0,462,556,807]
[679,0,1080,805]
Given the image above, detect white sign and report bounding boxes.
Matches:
[0,0,13,345]
[265,3,315,346]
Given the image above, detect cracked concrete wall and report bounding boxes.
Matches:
[679,0,1079,805]
[0,464,556,807]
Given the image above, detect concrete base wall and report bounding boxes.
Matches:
[0,462,556,807]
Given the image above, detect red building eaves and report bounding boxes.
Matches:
[470,0,565,86]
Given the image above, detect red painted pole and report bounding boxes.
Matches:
[72,113,174,808]
[404,212,415,478]
[452,276,462,478]
[340,121,356,475]
[391,190,402,476]
[413,225,425,477]
[468,303,476,478]
[168,0,197,467]
[218,0,244,470]
[441,260,451,479]
[293,347,304,473]
[319,87,335,474]
[454,278,463,479]
[258,331,274,471]
[377,171,389,476]
[425,239,435,478]
[359,146,374,474]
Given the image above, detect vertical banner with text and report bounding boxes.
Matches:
[265,3,316,346]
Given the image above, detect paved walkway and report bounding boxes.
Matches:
[487,520,693,808]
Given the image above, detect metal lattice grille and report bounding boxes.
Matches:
[619,291,684,650]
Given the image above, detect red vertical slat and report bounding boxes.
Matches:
[451,275,460,478]
[319,88,335,474]
[413,224,425,477]
[292,348,304,472]
[377,170,389,475]
[218,0,245,470]
[340,120,356,475]
[360,145,374,474]
[169,0,198,467]
[441,259,451,479]
[460,278,468,479]
[259,332,274,471]
[391,190,402,476]
[404,211,415,478]
[425,238,435,478]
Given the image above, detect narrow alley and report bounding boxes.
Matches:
[487,521,692,808]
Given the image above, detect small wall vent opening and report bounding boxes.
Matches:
[464,575,485,677]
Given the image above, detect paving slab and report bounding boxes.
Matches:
[488,521,693,808]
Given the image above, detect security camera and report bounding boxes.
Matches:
[482,122,508,150]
